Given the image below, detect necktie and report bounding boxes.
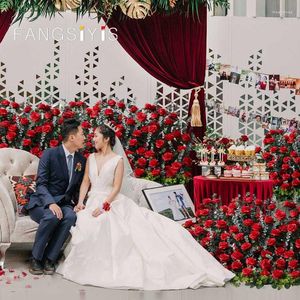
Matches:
[67,154,73,182]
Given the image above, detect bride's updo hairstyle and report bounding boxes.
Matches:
[98,124,116,147]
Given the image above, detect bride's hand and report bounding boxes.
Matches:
[92,207,102,217]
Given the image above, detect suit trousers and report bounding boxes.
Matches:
[29,204,77,262]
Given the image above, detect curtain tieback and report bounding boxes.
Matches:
[191,86,204,127]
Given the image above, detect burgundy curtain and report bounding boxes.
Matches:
[107,6,207,138]
[0,10,14,44]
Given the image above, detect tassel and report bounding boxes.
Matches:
[191,88,203,127]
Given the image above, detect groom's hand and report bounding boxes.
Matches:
[49,203,63,220]
[74,203,85,213]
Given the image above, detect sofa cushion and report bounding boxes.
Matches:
[9,175,36,216]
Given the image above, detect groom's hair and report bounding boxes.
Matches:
[61,118,81,142]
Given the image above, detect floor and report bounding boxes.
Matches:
[0,244,299,300]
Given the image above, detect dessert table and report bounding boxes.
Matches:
[193,176,274,208]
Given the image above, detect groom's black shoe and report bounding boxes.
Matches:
[44,259,56,275]
[29,258,44,275]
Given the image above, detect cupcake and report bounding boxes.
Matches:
[260,172,269,180]
[224,169,232,177]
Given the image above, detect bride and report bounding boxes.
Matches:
[57,123,234,290]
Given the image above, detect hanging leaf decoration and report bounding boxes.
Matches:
[120,0,152,19]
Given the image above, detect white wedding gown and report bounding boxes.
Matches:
[57,154,234,290]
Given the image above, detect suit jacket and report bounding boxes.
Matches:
[26,145,86,210]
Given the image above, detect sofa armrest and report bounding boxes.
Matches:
[130,178,162,209]
[0,179,16,243]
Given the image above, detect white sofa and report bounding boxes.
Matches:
[0,148,161,268]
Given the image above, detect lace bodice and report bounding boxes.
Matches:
[88,153,122,194]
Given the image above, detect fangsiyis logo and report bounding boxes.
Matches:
[13,24,118,42]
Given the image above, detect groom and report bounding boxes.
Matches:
[26,118,86,275]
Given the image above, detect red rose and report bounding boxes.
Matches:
[275,247,285,256]
[296,239,300,249]
[50,140,59,148]
[8,124,17,132]
[51,108,60,116]
[137,112,147,123]
[287,223,297,232]
[252,223,262,231]
[268,203,276,210]
[137,157,147,167]
[81,121,91,129]
[184,220,194,228]
[133,130,142,137]
[1,99,10,106]
[231,251,243,260]
[194,225,204,236]
[0,120,10,127]
[104,108,113,116]
[136,147,146,155]
[126,118,135,126]
[292,171,300,179]
[0,108,8,116]
[249,231,260,240]
[241,242,252,251]
[177,145,186,152]
[234,233,244,241]
[0,143,8,148]
[220,232,230,241]
[6,132,17,141]
[149,159,159,168]
[288,260,298,269]
[162,152,173,162]
[151,169,161,177]
[242,268,253,277]
[271,229,281,236]
[219,254,230,262]
[11,102,19,109]
[181,134,191,142]
[246,257,257,266]
[261,270,270,276]
[290,271,300,279]
[270,146,278,153]
[231,261,243,270]
[155,140,164,149]
[129,139,137,146]
[171,162,182,171]
[260,259,272,270]
[290,210,299,218]
[134,168,144,177]
[148,125,158,133]
[272,270,284,279]
[183,157,192,166]
[164,118,174,125]
[266,238,276,246]
[240,135,249,142]
[165,133,175,141]
[144,103,155,110]
[229,225,239,233]
[150,112,159,119]
[274,209,286,221]
[255,146,262,153]
[22,139,32,147]
[279,146,288,153]
[243,219,254,227]
[292,179,300,186]
[281,164,290,171]
[108,99,116,107]
[26,130,36,138]
[158,108,166,116]
[284,250,294,259]
[62,110,75,119]
[24,106,32,113]
[197,209,209,216]
[42,124,52,133]
[30,147,42,157]
[204,220,214,228]
[144,150,155,158]
[241,205,251,214]
[216,220,227,229]
[276,258,286,269]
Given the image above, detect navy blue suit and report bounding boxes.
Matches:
[26,145,86,262]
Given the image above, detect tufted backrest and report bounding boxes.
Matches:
[0,148,39,211]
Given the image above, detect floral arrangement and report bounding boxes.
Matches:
[184,194,300,289]
[262,129,300,203]
[0,1,230,22]
[0,98,192,184]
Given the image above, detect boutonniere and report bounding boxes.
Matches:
[75,162,82,172]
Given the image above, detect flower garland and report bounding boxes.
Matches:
[0,0,230,22]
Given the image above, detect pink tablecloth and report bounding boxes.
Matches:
[193,176,274,209]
